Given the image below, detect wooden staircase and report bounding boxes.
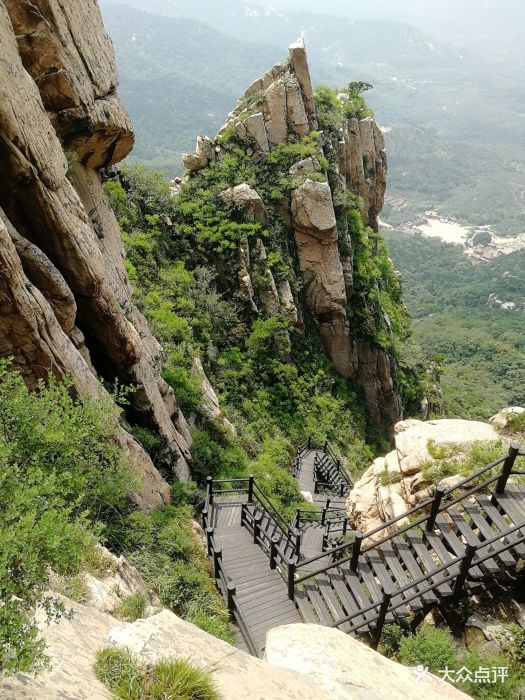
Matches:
[203,440,525,656]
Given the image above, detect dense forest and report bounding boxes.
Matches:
[385,232,525,419]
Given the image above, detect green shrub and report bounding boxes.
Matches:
[506,411,525,436]
[399,626,456,672]
[115,594,148,622]
[421,440,505,486]
[128,426,167,465]
[149,659,221,700]
[380,624,404,657]
[94,648,221,700]
[498,623,525,666]
[171,480,205,510]
[457,650,523,699]
[94,647,145,699]
[379,468,403,486]
[0,362,133,674]
[83,544,118,578]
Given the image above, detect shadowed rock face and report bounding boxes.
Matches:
[0,0,190,503]
[185,37,401,430]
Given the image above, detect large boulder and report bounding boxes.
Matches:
[347,417,504,533]
[220,183,268,222]
[265,624,469,700]
[0,599,471,699]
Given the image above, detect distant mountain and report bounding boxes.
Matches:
[102,0,525,234]
[102,3,278,172]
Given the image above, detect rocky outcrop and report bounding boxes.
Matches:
[0,0,190,501]
[0,598,470,699]
[347,417,502,534]
[291,179,358,378]
[182,38,401,430]
[338,117,387,230]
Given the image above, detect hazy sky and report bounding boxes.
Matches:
[117,0,525,49]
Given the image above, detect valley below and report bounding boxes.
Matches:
[382,214,525,262]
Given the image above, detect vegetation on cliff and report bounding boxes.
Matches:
[0,362,232,672]
[0,363,131,673]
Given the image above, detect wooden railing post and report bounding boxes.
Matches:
[201,508,208,529]
[247,474,254,503]
[213,546,222,580]
[339,482,345,498]
[287,558,296,600]
[295,508,301,529]
[270,535,279,569]
[206,526,214,556]
[342,519,348,536]
[350,531,363,571]
[227,581,236,613]
[322,524,328,551]
[495,443,520,494]
[206,476,213,505]
[323,440,328,454]
[307,436,311,449]
[294,529,301,559]
[371,587,393,650]
[453,543,477,598]
[426,484,445,531]
[240,502,246,527]
[253,512,262,545]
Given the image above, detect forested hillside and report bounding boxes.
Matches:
[385,232,525,419]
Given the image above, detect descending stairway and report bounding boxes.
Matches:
[204,439,525,656]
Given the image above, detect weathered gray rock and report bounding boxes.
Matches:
[220,183,268,222]
[0,0,190,499]
[288,37,316,127]
[395,419,500,477]
[107,613,345,699]
[265,80,288,144]
[489,406,525,430]
[286,81,310,136]
[348,417,503,532]
[5,0,134,168]
[265,624,470,700]
[193,357,236,434]
[244,112,270,152]
[289,157,321,179]
[291,180,358,378]
[181,152,208,171]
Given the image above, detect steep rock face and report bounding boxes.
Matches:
[184,38,402,430]
[0,1,190,501]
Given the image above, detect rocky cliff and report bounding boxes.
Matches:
[0,0,191,504]
[179,39,404,430]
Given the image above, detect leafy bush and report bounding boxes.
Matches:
[498,623,525,666]
[380,624,404,657]
[94,647,221,700]
[128,426,167,465]
[0,362,133,674]
[399,626,457,672]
